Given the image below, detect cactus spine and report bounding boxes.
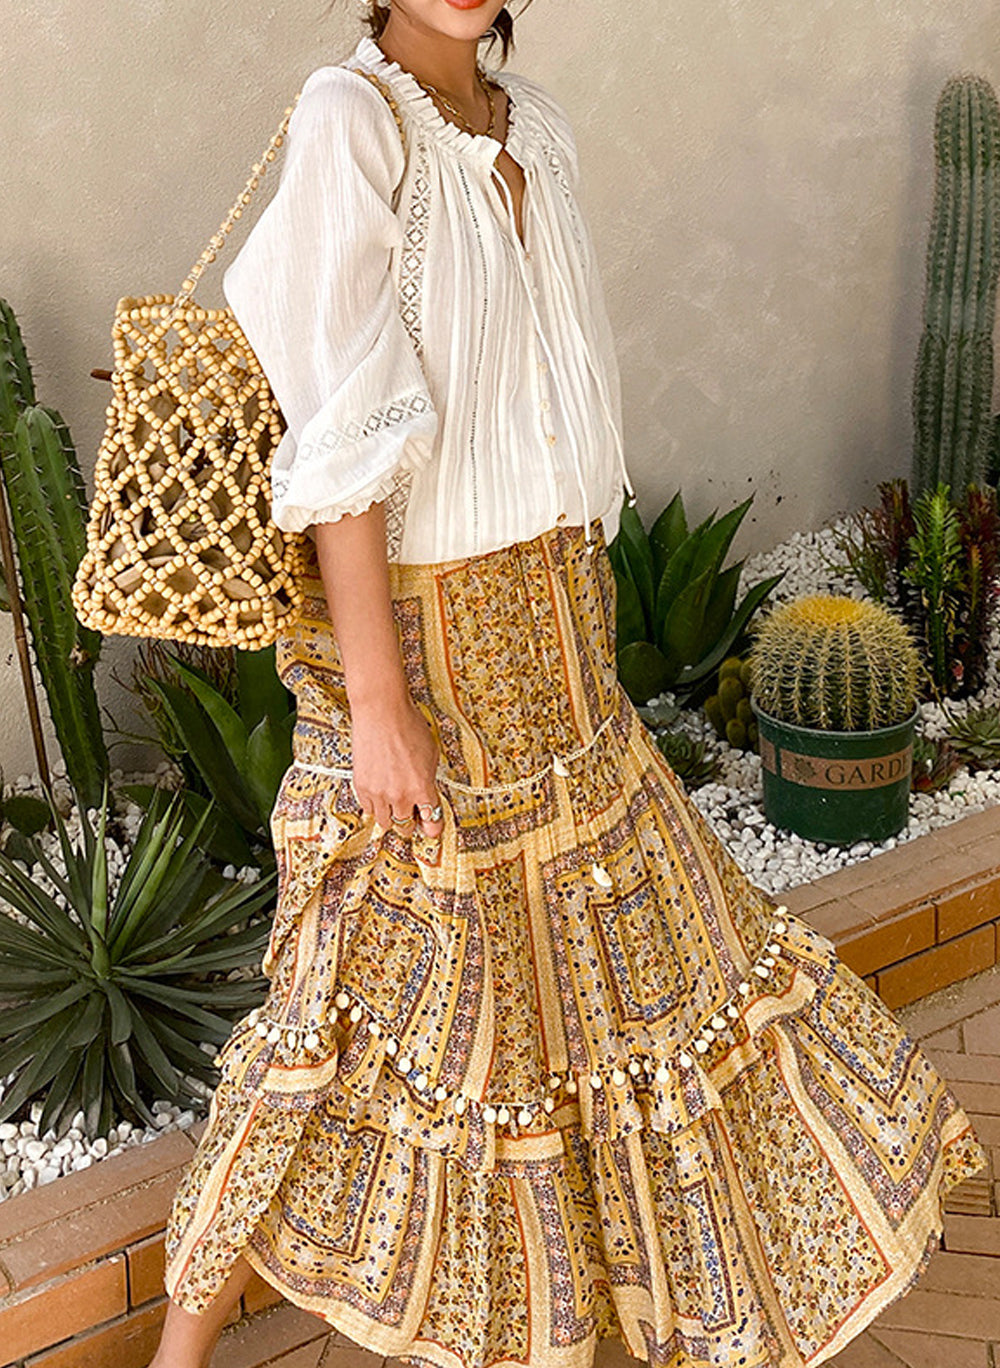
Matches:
[749,596,920,732]
[912,74,1000,496]
[0,300,108,806]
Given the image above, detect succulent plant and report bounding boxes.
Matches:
[704,655,758,750]
[122,644,294,869]
[748,595,920,731]
[608,491,784,705]
[826,477,1000,700]
[941,700,1000,770]
[652,730,721,788]
[910,732,964,792]
[0,299,109,806]
[0,779,274,1138]
[912,75,1000,496]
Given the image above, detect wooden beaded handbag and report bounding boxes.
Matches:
[72,68,407,650]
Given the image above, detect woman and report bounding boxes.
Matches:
[154,3,988,1366]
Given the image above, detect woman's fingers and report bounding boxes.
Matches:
[414,794,445,839]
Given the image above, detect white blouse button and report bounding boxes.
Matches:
[540,399,551,411]
[538,361,548,373]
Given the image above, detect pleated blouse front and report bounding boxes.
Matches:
[222,33,636,563]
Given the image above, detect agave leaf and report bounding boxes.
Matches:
[617,503,656,632]
[659,566,717,666]
[145,924,269,976]
[104,980,134,1046]
[107,1038,156,1125]
[47,787,95,916]
[688,495,754,582]
[128,1007,181,1100]
[0,1007,82,1123]
[37,1047,85,1139]
[165,654,249,771]
[244,716,291,827]
[0,964,78,990]
[674,572,786,690]
[118,976,243,1035]
[146,676,260,832]
[0,850,88,958]
[236,643,293,734]
[90,776,110,943]
[613,565,646,653]
[617,640,676,704]
[649,491,689,582]
[110,787,178,921]
[143,1011,219,1079]
[0,909,80,966]
[0,980,90,1034]
[63,991,107,1051]
[700,560,743,647]
[80,1032,108,1137]
[653,535,702,632]
[125,874,274,966]
[109,797,212,959]
[120,783,255,868]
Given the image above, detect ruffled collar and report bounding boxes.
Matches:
[350,33,531,165]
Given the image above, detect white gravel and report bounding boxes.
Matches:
[2,511,998,1197]
[650,514,1000,892]
[0,762,262,1201]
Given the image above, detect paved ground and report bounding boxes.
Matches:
[213,962,1000,1368]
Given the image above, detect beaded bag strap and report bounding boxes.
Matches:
[173,68,407,309]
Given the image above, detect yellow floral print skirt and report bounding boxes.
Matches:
[163,518,987,1368]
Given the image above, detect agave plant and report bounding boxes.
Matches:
[608,492,784,705]
[0,779,274,1138]
[123,644,295,869]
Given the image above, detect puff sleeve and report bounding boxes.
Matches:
[222,65,439,535]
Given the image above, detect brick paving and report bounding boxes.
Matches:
[207,962,1000,1368]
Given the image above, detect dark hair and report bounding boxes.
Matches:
[330,2,533,65]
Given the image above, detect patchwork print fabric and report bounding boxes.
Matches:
[163,520,988,1368]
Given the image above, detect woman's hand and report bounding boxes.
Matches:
[349,692,445,838]
[312,502,445,841]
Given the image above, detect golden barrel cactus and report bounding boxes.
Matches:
[748,595,921,732]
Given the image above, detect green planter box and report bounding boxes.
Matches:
[751,697,917,845]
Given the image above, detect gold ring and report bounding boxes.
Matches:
[390,814,415,827]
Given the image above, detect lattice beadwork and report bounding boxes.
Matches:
[72,67,408,649]
[72,297,312,647]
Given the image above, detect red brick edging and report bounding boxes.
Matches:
[2,805,1000,1367]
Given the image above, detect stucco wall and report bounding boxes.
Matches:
[1,0,998,779]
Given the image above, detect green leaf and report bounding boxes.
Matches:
[37,1048,85,1139]
[649,491,689,582]
[80,1034,107,1137]
[236,643,294,733]
[120,783,255,868]
[63,991,107,1050]
[617,502,656,633]
[674,572,786,690]
[165,654,249,770]
[659,565,717,667]
[0,844,89,955]
[146,677,261,832]
[90,775,110,943]
[104,981,134,1046]
[0,1007,81,1123]
[612,565,646,653]
[0,981,90,1035]
[128,1008,181,1100]
[617,640,676,704]
[699,560,743,650]
[244,715,292,826]
[2,793,52,837]
[107,1039,155,1125]
[688,495,754,582]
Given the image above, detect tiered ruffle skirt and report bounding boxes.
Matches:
[163,519,988,1368]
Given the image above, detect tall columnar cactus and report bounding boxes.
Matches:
[0,299,108,806]
[912,74,1000,496]
[748,596,920,732]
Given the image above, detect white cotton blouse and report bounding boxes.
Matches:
[222,33,636,563]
